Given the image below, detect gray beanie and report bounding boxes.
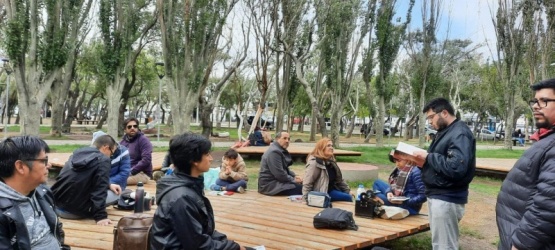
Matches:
[91,131,107,145]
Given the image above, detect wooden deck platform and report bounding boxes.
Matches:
[61,182,430,250]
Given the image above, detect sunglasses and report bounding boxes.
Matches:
[126,124,138,129]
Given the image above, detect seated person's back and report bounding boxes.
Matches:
[51,135,117,226]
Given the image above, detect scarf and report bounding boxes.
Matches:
[529,127,555,141]
[389,164,414,196]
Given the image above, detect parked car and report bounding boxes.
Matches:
[247,116,274,130]
[477,129,497,140]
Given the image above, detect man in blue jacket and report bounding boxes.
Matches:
[120,117,153,185]
[52,134,117,226]
[496,79,555,249]
[92,131,130,203]
[414,98,476,250]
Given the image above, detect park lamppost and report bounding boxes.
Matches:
[155,62,165,142]
[1,59,11,139]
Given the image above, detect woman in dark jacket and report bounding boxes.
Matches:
[372,150,427,215]
[149,133,247,250]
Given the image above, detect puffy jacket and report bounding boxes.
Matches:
[258,142,297,195]
[0,184,68,250]
[110,144,130,190]
[150,171,240,250]
[423,119,475,203]
[302,156,350,200]
[496,130,555,250]
[385,167,427,214]
[120,132,153,178]
[51,147,111,222]
[218,155,248,182]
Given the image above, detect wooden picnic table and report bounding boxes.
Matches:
[60,181,430,250]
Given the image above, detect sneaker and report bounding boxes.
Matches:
[237,186,246,194]
[210,184,222,191]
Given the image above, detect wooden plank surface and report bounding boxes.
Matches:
[235,145,362,157]
[60,182,429,250]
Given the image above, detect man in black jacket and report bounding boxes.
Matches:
[52,134,117,226]
[496,79,555,249]
[0,136,68,249]
[150,133,248,250]
[414,98,476,250]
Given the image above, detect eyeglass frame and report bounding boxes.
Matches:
[528,98,555,108]
[426,112,439,121]
[23,157,49,166]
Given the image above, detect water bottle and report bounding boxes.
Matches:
[356,184,366,201]
[134,182,145,213]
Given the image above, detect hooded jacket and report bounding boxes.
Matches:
[51,147,111,222]
[258,142,297,195]
[149,171,240,250]
[302,156,350,200]
[120,132,153,178]
[0,183,66,249]
[218,155,248,182]
[496,129,555,249]
[92,131,131,190]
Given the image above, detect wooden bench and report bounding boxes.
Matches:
[236,145,362,162]
[60,182,430,249]
[75,120,98,125]
[49,152,168,170]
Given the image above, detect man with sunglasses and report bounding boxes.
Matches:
[413,98,476,250]
[497,79,555,249]
[0,136,69,249]
[52,134,117,226]
[120,117,153,185]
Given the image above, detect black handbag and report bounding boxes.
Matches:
[355,190,384,218]
[313,208,358,230]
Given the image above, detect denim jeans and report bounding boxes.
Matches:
[328,189,352,202]
[372,179,419,215]
[216,179,247,192]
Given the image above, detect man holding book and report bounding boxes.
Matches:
[413,98,476,250]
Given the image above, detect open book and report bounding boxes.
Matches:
[393,142,426,167]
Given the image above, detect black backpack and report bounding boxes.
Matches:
[313,208,358,231]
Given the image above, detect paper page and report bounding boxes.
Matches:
[396,142,424,155]
[394,142,426,167]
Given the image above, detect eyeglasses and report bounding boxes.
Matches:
[426,113,438,121]
[109,146,115,157]
[529,98,555,108]
[126,124,138,129]
[25,157,49,166]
